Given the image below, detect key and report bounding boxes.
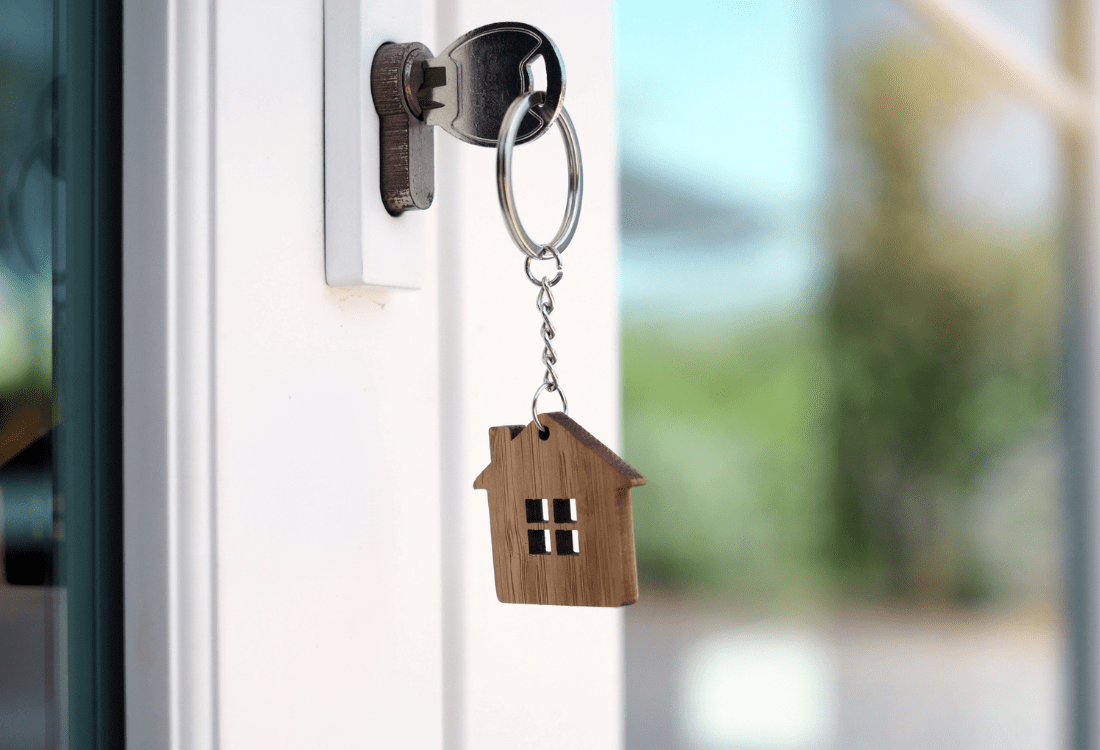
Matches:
[419,22,566,147]
[370,22,566,214]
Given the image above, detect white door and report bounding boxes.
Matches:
[123,0,623,748]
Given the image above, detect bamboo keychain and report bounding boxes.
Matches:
[473,91,647,607]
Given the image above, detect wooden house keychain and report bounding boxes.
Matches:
[473,91,647,607]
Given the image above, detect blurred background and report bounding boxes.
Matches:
[1,0,68,748]
[618,0,1067,748]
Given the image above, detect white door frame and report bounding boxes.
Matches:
[123,0,217,747]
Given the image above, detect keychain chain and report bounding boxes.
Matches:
[526,246,567,431]
[495,89,583,433]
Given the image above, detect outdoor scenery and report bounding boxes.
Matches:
[1,1,66,749]
[620,1,1066,748]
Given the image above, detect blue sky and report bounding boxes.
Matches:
[617,0,829,320]
[615,0,1060,322]
[617,0,827,212]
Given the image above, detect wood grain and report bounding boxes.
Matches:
[473,412,645,607]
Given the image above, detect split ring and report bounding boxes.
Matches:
[497,91,583,260]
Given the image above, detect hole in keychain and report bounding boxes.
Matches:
[554,498,577,523]
[526,498,549,522]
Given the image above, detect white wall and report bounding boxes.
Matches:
[126,0,621,747]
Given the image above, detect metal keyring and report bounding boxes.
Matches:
[497,91,583,260]
[532,381,568,433]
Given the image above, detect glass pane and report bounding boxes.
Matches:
[0,0,123,747]
[619,1,1067,748]
[1,0,65,747]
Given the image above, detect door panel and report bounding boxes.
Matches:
[217,1,444,746]
[125,0,619,746]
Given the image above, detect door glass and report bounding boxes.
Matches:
[620,1,1067,748]
[3,0,71,747]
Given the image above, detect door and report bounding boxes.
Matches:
[123,0,622,748]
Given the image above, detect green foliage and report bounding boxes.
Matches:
[623,320,833,599]
[622,44,1061,605]
[824,45,1059,599]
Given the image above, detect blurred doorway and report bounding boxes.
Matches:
[619,1,1076,748]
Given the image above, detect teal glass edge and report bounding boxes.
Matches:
[58,0,124,746]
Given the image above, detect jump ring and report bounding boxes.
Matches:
[497,91,583,259]
[526,246,563,287]
[532,381,568,432]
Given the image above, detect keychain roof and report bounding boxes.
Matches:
[474,411,645,487]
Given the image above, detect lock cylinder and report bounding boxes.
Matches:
[370,42,435,214]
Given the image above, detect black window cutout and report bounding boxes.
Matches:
[553,498,577,524]
[556,529,580,555]
[528,529,551,555]
[526,498,549,523]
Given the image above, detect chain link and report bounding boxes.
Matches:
[529,246,567,431]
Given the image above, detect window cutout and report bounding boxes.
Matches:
[526,498,549,523]
[529,529,551,555]
[556,529,579,555]
[553,498,577,524]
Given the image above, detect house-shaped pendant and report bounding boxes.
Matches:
[473,412,646,607]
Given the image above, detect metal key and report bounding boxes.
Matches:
[371,22,566,214]
[420,22,566,147]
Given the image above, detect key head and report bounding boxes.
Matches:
[421,22,565,147]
